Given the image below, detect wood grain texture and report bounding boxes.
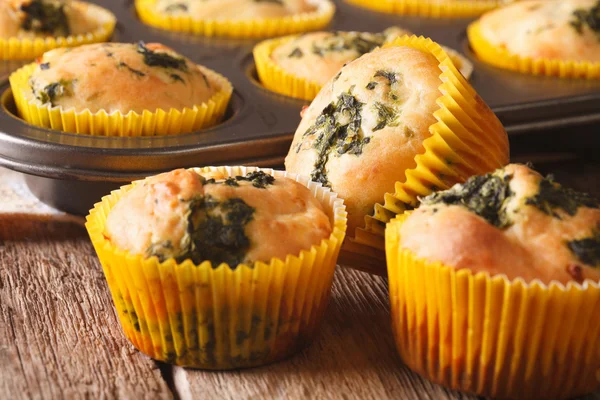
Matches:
[0,216,172,399]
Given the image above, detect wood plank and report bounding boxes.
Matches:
[0,216,172,399]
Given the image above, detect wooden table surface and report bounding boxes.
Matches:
[1,158,599,400]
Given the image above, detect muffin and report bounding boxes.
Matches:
[468,0,600,78]
[105,169,333,267]
[136,0,336,38]
[154,0,316,20]
[255,27,473,100]
[86,166,347,369]
[9,42,233,136]
[0,0,116,60]
[343,0,505,18]
[285,36,509,242]
[386,163,600,399]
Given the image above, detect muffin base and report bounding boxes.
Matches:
[386,214,600,399]
[9,63,233,136]
[468,21,600,80]
[344,0,503,18]
[86,166,347,369]
[135,0,336,39]
[0,2,116,61]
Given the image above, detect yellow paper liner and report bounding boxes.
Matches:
[0,2,116,61]
[135,0,335,39]
[468,21,600,80]
[9,63,233,137]
[344,0,504,18]
[253,34,474,101]
[350,35,509,264]
[85,166,347,369]
[386,214,600,399]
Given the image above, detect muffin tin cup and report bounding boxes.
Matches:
[9,63,233,136]
[0,2,116,61]
[85,166,347,369]
[351,35,509,253]
[253,34,474,102]
[343,0,503,18]
[386,214,600,399]
[467,21,600,80]
[135,0,336,39]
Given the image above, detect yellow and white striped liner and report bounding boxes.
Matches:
[0,2,116,61]
[86,166,347,369]
[135,0,335,39]
[468,21,600,79]
[344,0,506,18]
[253,34,474,101]
[352,35,509,257]
[9,62,233,136]
[386,214,600,399]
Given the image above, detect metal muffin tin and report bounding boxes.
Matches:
[0,0,599,215]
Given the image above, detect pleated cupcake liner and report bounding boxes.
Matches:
[386,214,600,399]
[351,35,509,261]
[135,0,335,39]
[468,21,600,79]
[344,0,504,18]
[9,63,233,136]
[86,166,347,369]
[0,2,116,61]
[253,34,474,101]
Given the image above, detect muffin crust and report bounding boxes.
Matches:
[104,169,332,267]
[399,164,600,284]
[271,27,410,86]
[477,0,600,62]
[155,0,316,21]
[27,42,221,113]
[0,0,102,39]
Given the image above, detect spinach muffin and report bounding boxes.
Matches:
[0,0,105,39]
[386,163,600,399]
[154,0,317,20]
[26,42,225,114]
[104,169,332,267]
[269,27,411,87]
[399,163,600,284]
[268,27,472,87]
[474,0,600,63]
[87,166,347,368]
[285,43,507,234]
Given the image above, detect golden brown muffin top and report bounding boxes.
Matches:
[271,27,411,86]
[27,42,221,114]
[478,0,600,62]
[104,169,332,268]
[285,45,506,233]
[155,0,316,21]
[399,164,600,285]
[0,0,101,39]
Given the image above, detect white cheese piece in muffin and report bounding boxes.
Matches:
[399,163,600,285]
[155,0,316,21]
[285,45,507,233]
[477,0,600,62]
[104,169,332,267]
[27,42,221,113]
[0,0,102,39]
